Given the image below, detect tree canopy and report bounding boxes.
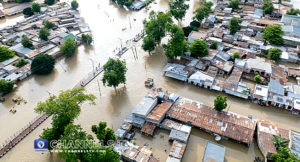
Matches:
[271,147,300,162]
[189,39,209,58]
[44,0,55,5]
[43,20,55,29]
[262,0,274,15]
[193,1,213,23]
[0,46,15,62]
[32,2,41,13]
[39,27,50,41]
[210,41,218,49]
[21,35,33,48]
[112,0,133,7]
[23,7,33,16]
[14,58,29,68]
[262,25,284,45]
[228,0,239,10]
[229,17,241,35]
[91,121,116,145]
[60,37,77,57]
[143,11,173,45]
[81,34,93,45]
[272,135,288,150]
[254,72,262,83]
[286,8,300,15]
[214,95,227,111]
[169,0,189,23]
[16,0,32,3]
[163,25,186,58]
[268,48,282,62]
[35,88,96,148]
[71,0,79,10]
[102,58,127,90]
[0,79,15,94]
[142,35,156,54]
[232,52,240,59]
[31,54,55,75]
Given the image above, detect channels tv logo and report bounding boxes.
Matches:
[34,139,48,152]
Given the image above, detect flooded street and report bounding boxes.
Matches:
[0,0,299,162]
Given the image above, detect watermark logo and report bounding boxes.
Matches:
[34,139,48,152]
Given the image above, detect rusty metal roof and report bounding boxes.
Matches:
[141,122,157,136]
[146,101,173,123]
[166,97,257,145]
[169,140,186,160]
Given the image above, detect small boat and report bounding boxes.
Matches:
[145,78,154,87]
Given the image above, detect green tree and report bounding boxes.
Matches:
[21,35,33,48]
[286,8,300,15]
[14,58,29,68]
[23,7,33,16]
[91,122,116,145]
[271,147,300,162]
[163,25,186,58]
[229,17,241,35]
[0,46,15,62]
[169,0,189,23]
[189,39,209,58]
[44,0,55,5]
[102,58,127,90]
[16,0,32,3]
[39,27,50,41]
[214,95,227,111]
[81,34,93,45]
[254,72,262,83]
[32,2,41,13]
[262,25,284,45]
[182,26,193,37]
[60,37,77,57]
[193,1,213,23]
[0,79,15,94]
[71,0,79,10]
[31,54,55,74]
[263,0,274,15]
[210,41,218,49]
[190,20,201,28]
[43,20,55,29]
[272,135,288,150]
[232,52,240,59]
[142,35,156,54]
[143,11,173,45]
[229,0,239,10]
[35,88,96,149]
[268,48,282,62]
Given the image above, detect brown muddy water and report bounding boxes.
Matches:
[0,0,299,162]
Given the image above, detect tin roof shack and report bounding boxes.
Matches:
[169,129,190,144]
[271,65,287,85]
[257,121,290,161]
[211,59,234,74]
[146,101,173,125]
[166,97,257,146]
[168,140,186,161]
[4,3,32,16]
[161,119,192,133]
[203,141,226,162]
[125,114,145,128]
[281,14,300,26]
[141,121,157,136]
[188,71,215,88]
[283,36,300,47]
[131,96,157,119]
[289,130,300,158]
[121,143,154,162]
[282,25,300,39]
[163,63,193,82]
[0,55,19,68]
[187,31,207,43]
[244,58,272,78]
[115,128,127,139]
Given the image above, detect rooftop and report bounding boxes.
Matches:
[146,101,173,123]
[203,141,226,162]
[131,96,157,118]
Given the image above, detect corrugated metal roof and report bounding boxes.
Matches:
[203,141,225,162]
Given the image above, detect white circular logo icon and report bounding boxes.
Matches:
[37,141,45,148]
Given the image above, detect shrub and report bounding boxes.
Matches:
[0,46,15,62]
[232,52,240,59]
[210,41,218,49]
[14,58,29,68]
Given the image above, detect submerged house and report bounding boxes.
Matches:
[131,96,158,119]
[202,141,226,162]
[187,70,215,88]
[163,63,193,82]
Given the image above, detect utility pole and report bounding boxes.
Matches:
[97,79,101,97]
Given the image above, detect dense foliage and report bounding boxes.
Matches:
[268,48,282,62]
[44,0,55,5]
[81,34,93,45]
[31,54,55,74]
[0,79,15,94]
[262,25,284,45]
[254,72,262,83]
[43,20,55,29]
[71,0,79,10]
[163,25,186,58]
[14,58,29,68]
[21,35,33,48]
[112,0,133,7]
[23,7,33,16]
[228,0,239,10]
[193,1,213,23]
[229,17,241,34]
[286,8,300,15]
[39,27,50,41]
[232,52,240,59]
[214,95,227,111]
[271,147,300,161]
[142,35,156,54]
[60,37,77,57]
[262,0,274,15]
[0,46,15,62]
[91,122,116,145]
[32,2,41,13]
[169,0,189,23]
[16,0,32,3]
[102,58,127,90]
[210,41,218,49]
[189,39,209,58]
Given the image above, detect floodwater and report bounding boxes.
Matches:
[0,0,299,162]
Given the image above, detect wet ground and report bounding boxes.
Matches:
[0,0,299,162]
